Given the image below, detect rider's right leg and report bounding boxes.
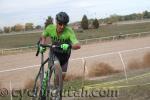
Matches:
[53,60,63,100]
[54,60,68,81]
[61,62,68,80]
[54,60,68,100]
[54,60,61,86]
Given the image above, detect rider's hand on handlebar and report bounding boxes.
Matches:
[60,44,71,51]
[39,46,46,53]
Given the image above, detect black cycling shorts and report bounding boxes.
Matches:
[54,52,71,72]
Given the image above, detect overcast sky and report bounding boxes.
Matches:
[1,0,150,27]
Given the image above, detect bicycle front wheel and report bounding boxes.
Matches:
[49,60,63,100]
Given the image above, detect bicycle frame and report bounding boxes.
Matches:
[33,44,61,100]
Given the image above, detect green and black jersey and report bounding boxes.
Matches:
[42,24,79,65]
[43,24,79,45]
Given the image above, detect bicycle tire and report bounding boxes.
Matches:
[49,60,63,100]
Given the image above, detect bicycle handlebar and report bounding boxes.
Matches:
[36,38,71,56]
[36,42,60,56]
[40,44,60,48]
[36,40,40,56]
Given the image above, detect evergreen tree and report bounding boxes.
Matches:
[143,10,150,18]
[92,18,99,29]
[81,15,88,29]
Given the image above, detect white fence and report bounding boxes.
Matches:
[79,31,150,44]
[0,31,150,55]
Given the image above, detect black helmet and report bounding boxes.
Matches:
[56,12,69,25]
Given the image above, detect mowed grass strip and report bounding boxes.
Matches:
[0,32,41,48]
[76,22,150,40]
[1,22,150,48]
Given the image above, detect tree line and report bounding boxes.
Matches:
[101,10,150,24]
[81,15,99,30]
[80,10,150,30]
[1,23,43,33]
[0,16,53,33]
[1,10,150,33]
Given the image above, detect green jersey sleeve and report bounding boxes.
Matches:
[69,28,79,44]
[42,29,49,37]
[42,24,54,37]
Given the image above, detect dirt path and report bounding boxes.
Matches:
[0,37,150,70]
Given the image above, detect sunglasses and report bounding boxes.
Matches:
[57,22,66,26]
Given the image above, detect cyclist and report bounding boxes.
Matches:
[40,12,81,81]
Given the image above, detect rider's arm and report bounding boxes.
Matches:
[41,25,51,44]
[72,43,81,50]
[69,29,81,50]
[40,35,47,44]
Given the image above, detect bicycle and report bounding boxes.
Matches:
[32,40,63,100]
